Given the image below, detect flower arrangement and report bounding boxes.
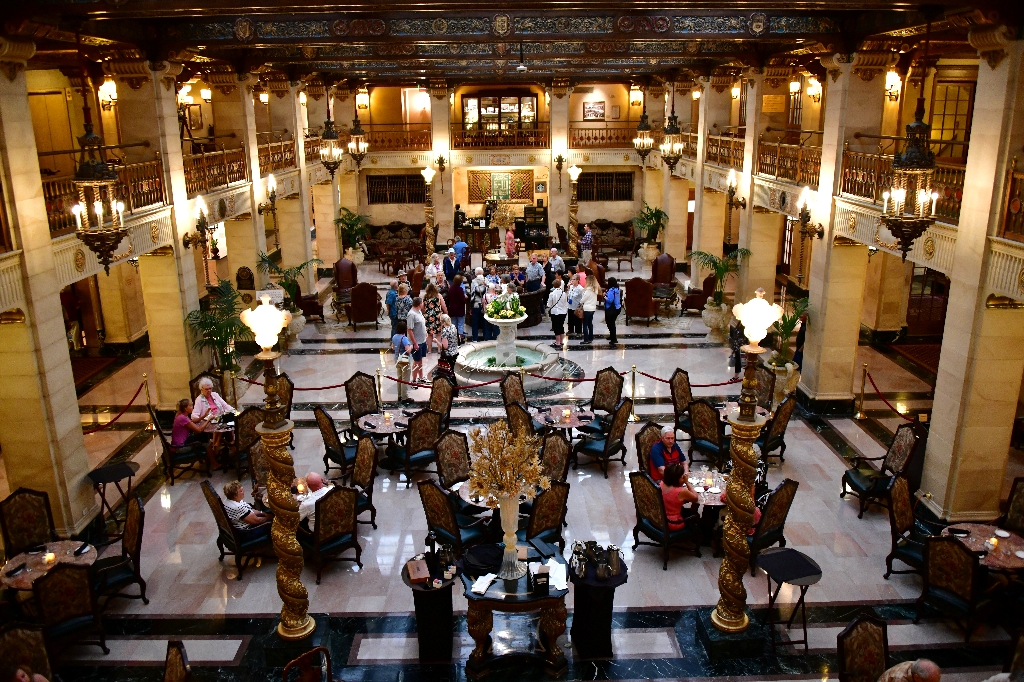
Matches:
[485,292,527,320]
[468,420,548,508]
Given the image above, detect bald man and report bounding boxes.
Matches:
[297,472,334,529]
[877,659,941,682]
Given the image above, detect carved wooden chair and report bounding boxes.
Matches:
[200,480,272,580]
[351,437,378,529]
[229,405,264,478]
[579,366,624,437]
[669,368,694,440]
[883,475,943,580]
[34,564,108,656]
[149,405,210,486]
[345,371,380,438]
[749,479,799,575]
[571,398,631,478]
[249,442,270,511]
[418,479,489,558]
[915,535,996,643]
[390,408,441,484]
[836,614,888,682]
[624,277,658,326]
[755,394,797,464]
[540,431,572,483]
[506,401,537,438]
[998,476,1024,535]
[277,372,296,450]
[283,646,342,682]
[841,423,919,518]
[315,405,357,481]
[500,371,528,407]
[0,622,53,682]
[634,422,663,479]
[435,430,472,489]
[517,481,570,551]
[163,640,193,682]
[754,364,777,411]
[687,400,731,470]
[428,375,456,430]
[629,471,701,569]
[92,495,148,609]
[296,487,362,584]
[0,487,57,560]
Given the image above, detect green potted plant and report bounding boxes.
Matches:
[256,252,323,313]
[765,297,809,408]
[335,207,369,264]
[686,249,751,342]
[633,202,667,262]
[185,279,253,373]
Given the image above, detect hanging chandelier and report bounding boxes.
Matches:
[633,104,654,166]
[659,80,683,173]
[320,113,344,178]
[347,115,368,170]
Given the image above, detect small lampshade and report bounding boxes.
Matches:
[200,88,212,102]
[731,86,740,100]
[299,92,307,105]
[267,174,276,193]
[691,89,701,100]
[797,186,811,210]
[240,295,291,351]
[727,169,737,188]
[259,92,269,105]
[420,167,436,184]
[789,79,801,94]
[732,288,783,348]
[567,165,582,182]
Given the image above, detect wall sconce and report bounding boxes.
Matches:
[98,79,118,110]
[806,77,822,103]
[796,186,824,240]
[691,89,701,100]
[356,86,369,110]
[176,84,192,106]
[200,88,212,103]
[731,85,740,100]
[259,91,270,105]
[629,86,643,107]
[724,169,747,243]
[449,92,455,106]
[789,79,802,94]
[885,70,901,102]
[553,154,565,192]
[299,91,307,106]
[257,174,279,251]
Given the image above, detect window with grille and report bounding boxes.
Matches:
[929,81,973,161]
[577,172,634,202]
[787,75,803,128]
[366,175,426,204]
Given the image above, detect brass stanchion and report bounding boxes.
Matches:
[854,363,868,420]
[518,366,526,391]
[142,372,151,406]
[629,365,639,421]
[376,368,383,405]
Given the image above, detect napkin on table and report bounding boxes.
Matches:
[546,559,568,590]
[471,573,497,594]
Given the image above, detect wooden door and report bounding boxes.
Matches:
[905,266,949,337]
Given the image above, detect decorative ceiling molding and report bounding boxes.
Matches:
[968,25,1017,70]
[0,37,35,82]
[102,58,152,90]
[850,51,899,81]
[762,66,791,89]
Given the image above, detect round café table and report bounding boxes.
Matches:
[1,540,97,592]
[689,469,730,509]
[358,412,410,471]
[942,523,1024,571]
[718,402,771,423]
[534,405,594,432]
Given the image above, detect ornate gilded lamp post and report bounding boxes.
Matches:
[711,288,782,633]
[793,186,824,284]
[239,297,315,641]
[724,169,747,245]
[421,167,436,255]
[257,174,279,251]
[567,164,582,258]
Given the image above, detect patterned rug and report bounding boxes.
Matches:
[887,343,942,374]
[70,356,117,387]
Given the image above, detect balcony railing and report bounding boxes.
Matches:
[450,125,550,150]
[304,136,322,164]
[680,132,698,160]
[704,134,744,170]
[43,159,168,237]
[362,124,432,151]
[1001,160,1023,242]
[757,138,822,190]
[569,122,638,149]
[840,146,965,225]
[258,140,296,176]
[183,148,249,198]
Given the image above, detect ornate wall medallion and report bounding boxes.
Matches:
[922,236,935,260]
[74,249,86,272]
[465,156,473,164]
[778,190,788,211]
[432,18,449,34]
[748,13,767,36]
[847,214,857,234]
[242,292,254,305]
[493,14,511,37]
[234,18,256,43]
[218,198,228,220]
[150,222,160,243]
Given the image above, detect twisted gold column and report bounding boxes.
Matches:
[567,180,579,257]
[424,183,436,255]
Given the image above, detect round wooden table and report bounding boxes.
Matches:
[689,470,729,508]
[358,412,410,436]
[718,402,771,422]
[942,523,1024,571]
[534,405,594,431]
[1,540,97,591]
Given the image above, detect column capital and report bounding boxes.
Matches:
[762,66,791,89]
[709,74,734,94]
[818,54,854,83]
[551,78,572,99]
[302,77,326,101]
[850,51,899,82]
[0,37,34,82]
[428,78,448,100]
[968,24,1018,69]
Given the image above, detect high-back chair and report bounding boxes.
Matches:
[518,481,570,551]
[149,405,210,486]
[749,478,799,574]
[571,398,631,478]
[836,614,889,682]
[999,476,1024,534]
[163,640,193,682]
[315,406,356,481]
[345,371,380,436]
[200,480,272,580]
[435,430,472,488]
[754,364,776,411]
[0,487,57,560]
[883,475,939,580]
[296,487,362,584]
[249,442,270,509]
[92,495,148,608]
[230,405,265,478]
[392,408,441,483]
[277,372,296,449]
[915,535,996,643]
[34,564,108,655]
[0,622,53,682]
[418,479,488,558]
[347,281,382,330]
[687,400,730,470]
[351,437,378,529]
[283,646,340,682]
[841,423,919,518]
[540,431,572,483]
[189,371,223,402]
[669,368,694,439]
[629,471,701,569]
[579,366,624,437]
[634,422,663,478]
[756,394,797,464]
[500,372,527,408]
[506,401,536,438]
[429,375,456,430]
[650,252,676,285]
[624,277,658,326]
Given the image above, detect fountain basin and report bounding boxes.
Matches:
[455,340,561,392]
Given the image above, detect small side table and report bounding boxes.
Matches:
[401,556,456,664]
[568,561,628,659]
[87,461,140,541]
[757,547,822,654]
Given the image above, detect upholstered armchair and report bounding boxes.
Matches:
[915,535,996,643]
[571,398,631,478]
[540,432,572,483]
[428,376,456,430]
[650,253,676,285]
[687,400,730,470]
[516,481,570,551]
[200,480,271,580]
[669,368,694,440]
[0,487,57,560]
[297,487,362,584]
[390,408,441,483]
[345,371,380,438]
[579,366,624,437]
[884,475,943,580]
[754,365,777,411]
[34,564,108,656]
[92,495,148,609]
[316,405,357,481]
[755,394,797,464]
[836,614,889,682]
[841,423,919,518]
[292,280,326,321]
[346,281,382,330]
[634,422,663,478]
[351,437,379,529]
[624,277,658,326]
[748,479,799,574]
[506,402,537,438]
[418,479,489,558]
[682,275,716,312]
[629,471,701,569]
[229,405,265,478]
[150,405,209,486]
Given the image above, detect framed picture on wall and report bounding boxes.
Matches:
[186,104,204,130]
[610,105,621,120]
[535,181,547,193]
[582,101,605,120]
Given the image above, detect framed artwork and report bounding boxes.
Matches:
[535,181,547,193]
[610,105,621,120]
[583,101,605,120]
[186,104,204,130]
[467,169,534,203]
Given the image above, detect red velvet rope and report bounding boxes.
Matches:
[635,370,741,388]
[237,376,348,391]
[866,372,915,422]
[528,373,595,382]
[83,381,146,435]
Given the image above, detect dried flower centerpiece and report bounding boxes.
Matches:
[468,419,548,579]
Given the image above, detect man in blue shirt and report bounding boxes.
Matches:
[391,321,414,357]
[384,279,399,337]
[649,425,688,482]
[453,238,470,262]
[443,248,460,282]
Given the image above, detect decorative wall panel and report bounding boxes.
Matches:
[468,170,534,203]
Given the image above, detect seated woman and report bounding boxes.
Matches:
[172,398,211,454]
[660,463,699,531]
[1,666,50,682]
[223,480,272,539]
[192,376,236,458]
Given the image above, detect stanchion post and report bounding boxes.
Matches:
[629,365,639,421]
[376,368,383,405]
[854,363,868,420]
[143,372,150,406]
[519,367,526,391]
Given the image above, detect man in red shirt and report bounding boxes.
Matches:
[649,425,689,481]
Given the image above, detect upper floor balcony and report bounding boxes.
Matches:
[257,135,296,177]
[999,159,1022,242]
[757,136,822,191]
[364,124,432,152]
[569,121,638,149]
[450,124,550,150]
[704,133,744,171]
[183,147,248,198]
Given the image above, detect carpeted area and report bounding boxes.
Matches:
[887,343,942,374]
[70,356,117,388]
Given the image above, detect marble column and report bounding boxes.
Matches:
[0,43,96,534]
[922,39,1024,520]
[311,182,339,265]
[224,215,261,297]
[860,252,911,338]
[96,262,148,346]
[739,210,784,301]
[690,78,732,284]
[284,84,315,294]
[548,86,571,238]
[430,86,454,247]
[663,176,690,260]
[798,56,887,411]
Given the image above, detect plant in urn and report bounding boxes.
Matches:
[468,420,548,579]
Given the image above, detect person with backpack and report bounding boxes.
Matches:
[469,267,489,342]
[604,277,622,347]
[546,279,569,348]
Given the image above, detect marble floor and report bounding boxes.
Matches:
[10,261,1019,680]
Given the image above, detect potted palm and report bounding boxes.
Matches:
[686,249,751,342]
[335,207,368,265]
[633,202,667,263]
[766,297,808,409]
[185,279,253,404]
[256,252,323,336]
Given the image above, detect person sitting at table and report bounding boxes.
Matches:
[223,480,272,533]
[172,397,211,461]
[192,376,236,460]
[877,659,942,682]
[297,472,334,533]
[0,666,50,682]
[660,463,699,532]
[650,425,688,482]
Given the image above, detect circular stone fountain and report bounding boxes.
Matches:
[454,314,561,392]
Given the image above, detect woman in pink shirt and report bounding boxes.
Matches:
[172,398,210,449]
[659,464,699,531]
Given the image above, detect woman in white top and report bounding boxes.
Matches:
[424,253,441,280]
[191,376,236,456]
[566,273,584,339]
[546,279,569,348]
[580,276,600,344]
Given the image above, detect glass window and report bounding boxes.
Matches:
[462,97,479,130]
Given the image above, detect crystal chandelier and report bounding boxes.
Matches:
[633,103,654,166]
[319,112,344,178]
[659,80,683,173]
